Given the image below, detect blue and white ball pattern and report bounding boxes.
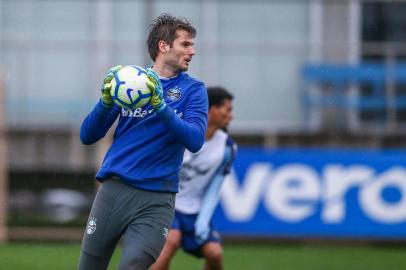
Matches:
[110,65,152,109]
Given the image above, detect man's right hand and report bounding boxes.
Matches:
[100,65,123,107]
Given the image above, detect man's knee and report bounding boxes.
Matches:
[203,243,223,265]
[118,248,156,270]
[165,235,181,250]
[206,248,222,263]
[78,250,110,270]
[159,229,181,256]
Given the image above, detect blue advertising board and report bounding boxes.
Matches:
[214,148,406,239]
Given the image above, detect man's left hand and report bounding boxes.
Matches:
[146,68,167,112]
[195,221,210,244]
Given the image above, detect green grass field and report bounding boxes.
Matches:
[0,242,405,270]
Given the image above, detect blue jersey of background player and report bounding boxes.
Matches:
[78,14,208,270]
[152,87,236,270]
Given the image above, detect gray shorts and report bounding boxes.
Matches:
[78,179,175,270]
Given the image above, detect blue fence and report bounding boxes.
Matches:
[214,147,406,240]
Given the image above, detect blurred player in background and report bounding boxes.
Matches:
[152,87,236,270]
[78,13,208,270]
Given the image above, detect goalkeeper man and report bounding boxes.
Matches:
[78,14,208,270]
[151,87,236,270]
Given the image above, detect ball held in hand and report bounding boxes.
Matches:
[110,65,152,109]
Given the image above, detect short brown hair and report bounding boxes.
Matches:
[147,13,196,61]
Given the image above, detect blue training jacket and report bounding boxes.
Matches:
[80,72,208,193]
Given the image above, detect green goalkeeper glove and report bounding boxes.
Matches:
[146,68,167,112]
[100,65,123,107]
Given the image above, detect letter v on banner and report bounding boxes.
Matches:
[220,163,271,222]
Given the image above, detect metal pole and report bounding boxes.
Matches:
[95,0,114,167]
[0,70,8,244]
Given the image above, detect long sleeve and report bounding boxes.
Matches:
[80,100,120,145]
[156,83,208,153]
[196,146,233,226]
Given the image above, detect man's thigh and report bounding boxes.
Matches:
[118,190,175,269]
[80,180,127,257]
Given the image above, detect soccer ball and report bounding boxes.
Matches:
[110,65,152,109]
